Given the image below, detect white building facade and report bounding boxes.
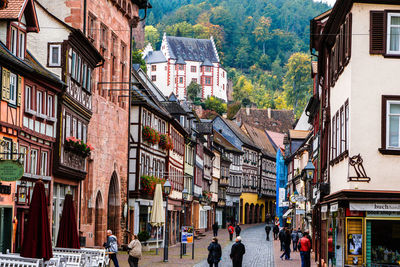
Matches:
[143,33,227,102]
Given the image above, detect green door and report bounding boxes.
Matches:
[0,207,13,253]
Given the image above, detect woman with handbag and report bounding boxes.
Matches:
[127,234,142,267]
[207,237,222,267]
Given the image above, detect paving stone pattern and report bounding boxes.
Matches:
[194,224,275,267]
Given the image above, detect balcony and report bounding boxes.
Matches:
[219,177,229,187]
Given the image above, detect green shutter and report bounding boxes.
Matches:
[17,75,22,106]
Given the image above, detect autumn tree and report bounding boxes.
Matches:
[204,96,227,115]
[145,26,160,49]
[253,16,272,55]
[282,52,312,117]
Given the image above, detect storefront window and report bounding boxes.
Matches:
[369,220,400,265]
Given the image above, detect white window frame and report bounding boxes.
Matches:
[9,73,17,105]
[82,64,87,89]
[40,151,48,176]
[30,149,38,175]
[71,51,77,79]
[19,146,27,172]
[87,68,92,92]
[25,85,32,111]
[65,114,71,138]
[47,95,53,117]
[83,124,87,143]
[36,91,43,114]
[77,121,82,139]
[10,27,17,56]
[18,31,25,59]
[386,100,400,149]
[387,13,400,55]
[49,44,61,66]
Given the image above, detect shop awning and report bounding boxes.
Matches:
[283,209,293,218]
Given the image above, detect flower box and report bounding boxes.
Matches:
[159,134,173,150]
[65,137,94,158]
[140,175,166,196]
[142,126,160,145]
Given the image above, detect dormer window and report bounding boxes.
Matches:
[9,26,26,59]
[49,44,61,67]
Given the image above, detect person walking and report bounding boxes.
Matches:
[265,224,271,241]
[280,229,291,260]
[212,222,219,237]
[273,225,279,240]
[127,234,142,267]
[298,231,312,267]
[278,227,286,251]
[230,236,245,267]
[291,229,299,252]
[235,224,241,237]
[104,230,119,267]
[207,237,222,267]
[228,224,235,241]
[328,232,334,267]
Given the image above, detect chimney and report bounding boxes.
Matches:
[246,106,250,116]
[268,108,271,119]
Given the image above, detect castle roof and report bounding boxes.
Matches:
[144,51,167,64]
[166,36,219,63]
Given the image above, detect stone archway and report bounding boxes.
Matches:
[245,203,249,224]
[250,204,254,224]
[94,191,103,246]
[255,204,259,223]
[107,172,121,238]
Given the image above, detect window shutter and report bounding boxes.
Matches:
[17,75,22,106]
[370,11,385,54]
[1,68,10,101]
[345,13,352,64]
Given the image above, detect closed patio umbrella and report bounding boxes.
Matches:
[56,194,80,249]
[20,180,53,261]
[150,183,165,254]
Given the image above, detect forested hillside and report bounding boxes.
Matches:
[144,0,330,117]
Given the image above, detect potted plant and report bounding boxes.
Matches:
[140,175,166,196]
[65,136,94,158]
[138,231,151,251]
[159,134,174,150]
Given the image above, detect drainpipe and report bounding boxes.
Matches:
[125,19,134,244]
[83,0,87,35]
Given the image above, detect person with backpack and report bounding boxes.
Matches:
[235,224,241,237]
[207,237,222,267]
[104,230,119,267]
[298,231,312,267]
[228,224,235,241]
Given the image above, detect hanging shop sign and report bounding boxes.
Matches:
[312,133,319,159]
[202,205,212,211]
[350,202,400,212]
[0,184,11,194]
[330,203,338,213]
[0,160,24,181]
[321,205,328,213]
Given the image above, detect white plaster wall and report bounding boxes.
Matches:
[330,3,400,193]
[37,0,71,26]
[27,4,69,78]
[146,62,169,98]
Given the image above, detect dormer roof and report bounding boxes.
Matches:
[201,58,214,67]
[176,56,186,65]
[0,0,39,32]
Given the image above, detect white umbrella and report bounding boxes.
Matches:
[150,183,165,254]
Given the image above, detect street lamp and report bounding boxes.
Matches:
[182,188,188,256]
[302,159,315,230]
[163,180,171,262]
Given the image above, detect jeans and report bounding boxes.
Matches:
[266,232,270,241]
[300,251,311,267]
[229,233,233,241]
[128,256,138,267]
[280,240,284,251]
[209,263,218,267]
[280,247,290,260]
[213,230,218,237]
[293,241,297,251]
[110,253,119,267]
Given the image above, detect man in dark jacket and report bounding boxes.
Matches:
[235,224,241,237]
[278,227,286,251]
[265,225,271,241]
[273,225,279,240]
[230,236,245,267]
[207,237,222,267]
[212,222,219,237]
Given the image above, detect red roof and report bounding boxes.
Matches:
[0,0,26,20]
